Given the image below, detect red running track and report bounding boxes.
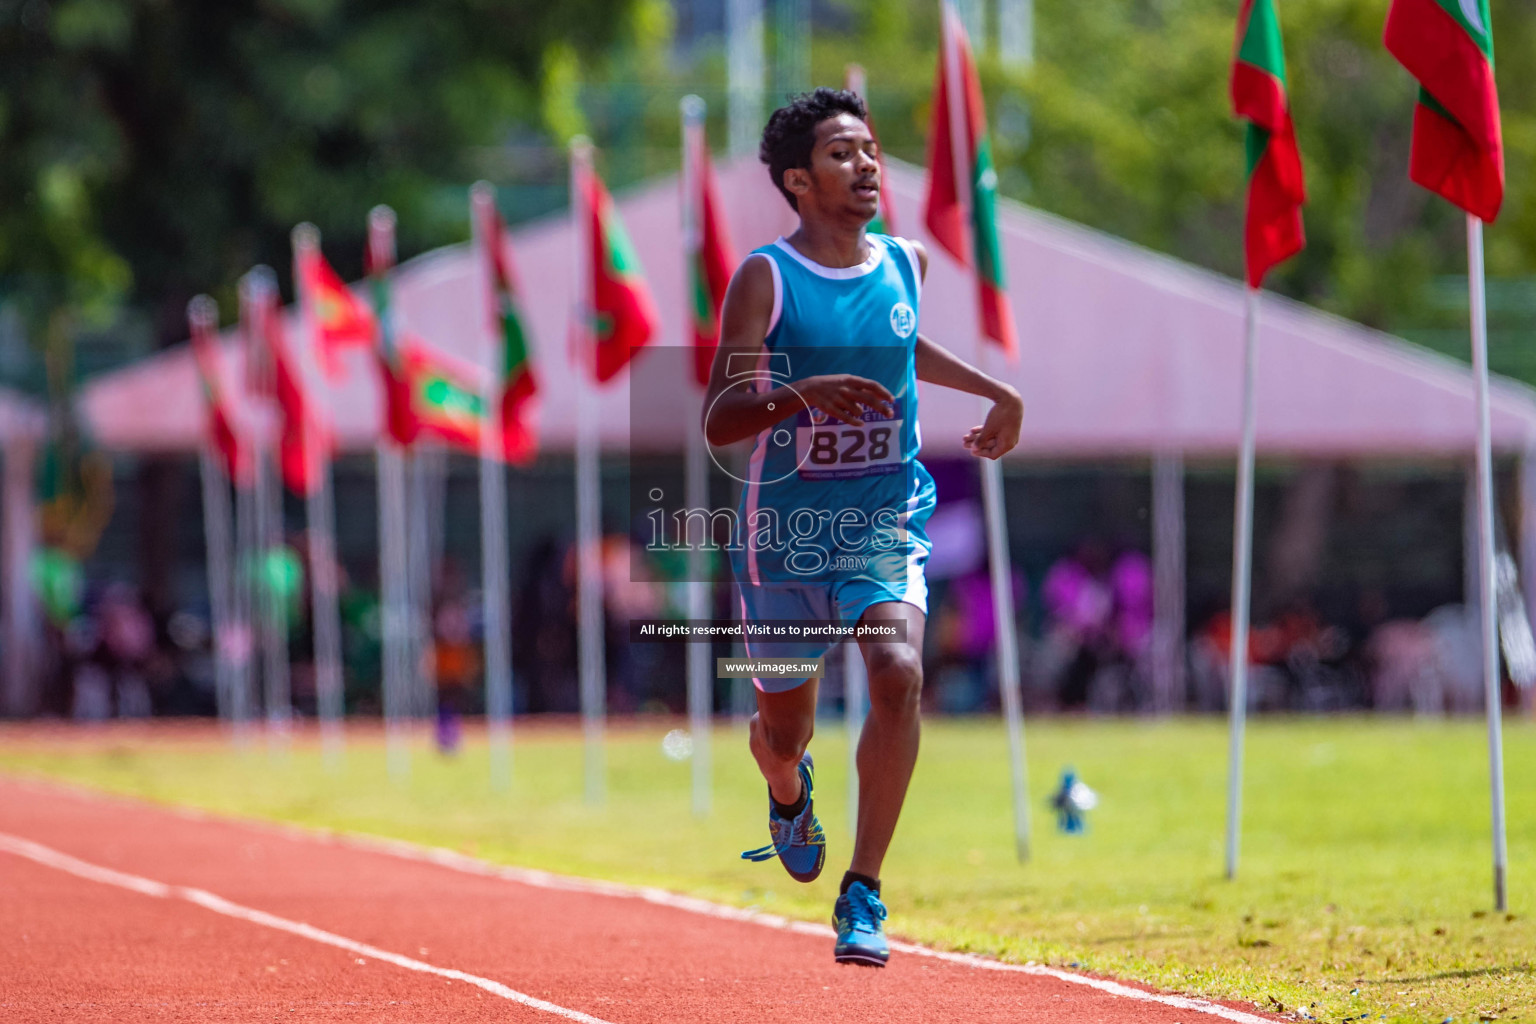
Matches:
[0,778,1281,1023]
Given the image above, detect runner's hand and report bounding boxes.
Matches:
[963,392,1023,460]
[795,375,895,427]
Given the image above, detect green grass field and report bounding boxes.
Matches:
[2,716,1532,1023]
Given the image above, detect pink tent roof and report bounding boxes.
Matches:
[78,155,1536,458]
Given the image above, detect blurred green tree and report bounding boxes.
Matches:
[809,0,1536,378]
[0,0,639,611]
[0,0,640,352]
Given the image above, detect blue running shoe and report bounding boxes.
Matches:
[833,881,890,967]
[740,753,826,882]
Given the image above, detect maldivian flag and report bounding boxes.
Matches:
[478,196,539,463]
[580,161,660,382]
[922,3,1018,358]
[1231,0,1306,288]
[367,247,420,447]
[298,243,376,377]
[262,295,328,496]
[403,338,488,453]
[685,124,735,387]
[1384,0,1503,222]
[188,305,252,487]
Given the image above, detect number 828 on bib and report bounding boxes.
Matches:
[795,397,905,481]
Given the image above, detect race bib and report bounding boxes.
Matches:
[796,398,904,481]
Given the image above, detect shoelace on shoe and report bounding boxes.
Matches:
[740,807,826,862]
[841,887,888,933]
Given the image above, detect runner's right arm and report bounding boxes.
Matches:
[702,256,894,446]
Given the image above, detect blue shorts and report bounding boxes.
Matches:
[735,564,928,695]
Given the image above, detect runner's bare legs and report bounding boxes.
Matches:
[849,600,925,879]
[749,681,820,806]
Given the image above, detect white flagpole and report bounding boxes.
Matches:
[681,96,714,818]
[943,1,1030,861]
[239,290,271,744]
[189,297,238,735]
[308,444,345,760]
[1225,286,1260,881]
[198,447,236,727]
[232,299,258,741]
[377,444,410,778]
[259,268,342,762]
[981,451,1027,861]
[726,0,765,157]
[1152,451,1186,714]
[363,208,413,781]
[472,182,516,790]
[288,229,345,763]
[572,137,607,805]
[232,432,258,740]
[407,441,439,720]
[248,266,292,746]
[1467,213,1508,911]
[242,271,285,745]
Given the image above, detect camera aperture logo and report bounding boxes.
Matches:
[630,346,914,584]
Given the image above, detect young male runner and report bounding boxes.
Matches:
[702,88,1023,967]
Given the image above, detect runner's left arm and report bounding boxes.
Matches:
[902,238,1024,461]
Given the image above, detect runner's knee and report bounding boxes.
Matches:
[753,713,813,762]
[865,645,922,718]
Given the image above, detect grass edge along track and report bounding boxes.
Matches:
[1,715,1531,1023]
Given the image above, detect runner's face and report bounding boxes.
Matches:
[803,113,880,222]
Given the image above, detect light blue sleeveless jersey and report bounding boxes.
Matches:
[729,233,937,589]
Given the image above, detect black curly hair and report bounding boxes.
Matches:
[759,87,869,211]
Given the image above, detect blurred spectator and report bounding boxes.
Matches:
[1085,548,1155,712]
[929,566,1026,714]
[433,597,480,754]
[1189,607,1288,713]
[604,533,674,712]
[73,583,155,719]
[1109,550,1154,663]
[1040,541,1114,709]
[514,537,578,713]
[1365,616,1443,713]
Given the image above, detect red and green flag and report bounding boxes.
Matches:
[922,3,1018,359]
[684,117,736,387]
[1384,0,1503,222]
[261,295,329,496]
[188,302,253,487]
[578,159,660,383]
[1231,0,1307,288]
[366,230,420,448]
[477,195,540,463]
[402,338,489,453]
[297,241,377,378]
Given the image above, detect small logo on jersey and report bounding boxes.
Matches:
[889,302,916,339]
[808,406,829,426]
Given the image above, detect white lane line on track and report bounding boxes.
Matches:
[328,831,1282,1024]
[0,831,618,1024]
[2,775,1282,1024]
